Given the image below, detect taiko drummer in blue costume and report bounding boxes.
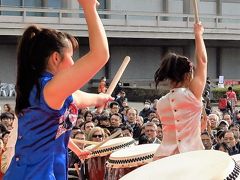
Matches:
[4,0,112,179]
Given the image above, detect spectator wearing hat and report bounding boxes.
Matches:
[218,120,229,131]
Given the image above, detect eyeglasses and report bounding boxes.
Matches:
[92,134,103,138]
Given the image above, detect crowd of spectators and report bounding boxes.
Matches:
[1,84,240,179]
[202,83,240,157]
[0,103,15,179]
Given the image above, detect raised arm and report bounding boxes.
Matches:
[44,0,109,110]
[189,22,208,100]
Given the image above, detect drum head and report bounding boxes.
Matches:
[85,137,135,157]
[120,150,240,180]
[107,144,160,168]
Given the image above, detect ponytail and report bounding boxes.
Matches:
[154,53,192,88]
[15,25,41,115]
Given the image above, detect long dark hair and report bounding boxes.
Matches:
[15,25,78,115]
[154,52,193,88]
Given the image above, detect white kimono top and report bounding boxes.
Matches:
[154,88,204,157]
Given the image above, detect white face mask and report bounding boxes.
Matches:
[144,104,150,109]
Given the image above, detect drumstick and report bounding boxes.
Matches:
[74,163,80,178]
[193,0,200,23]
[72,139,99,145]
[89,129,122,152]
[97,56,131,113]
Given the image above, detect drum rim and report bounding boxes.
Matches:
[107,153,154,168]
[224,160,240,180]
[90,139,135,157]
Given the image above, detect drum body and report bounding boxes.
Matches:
[87,156,109,180]
[86,137,135,180]
[105,144,160,180]
[105,166,136,180]
[120,150,240,180]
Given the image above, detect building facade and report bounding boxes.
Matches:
[1,0,240,89]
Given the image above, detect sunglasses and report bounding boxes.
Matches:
[92,134,103,138]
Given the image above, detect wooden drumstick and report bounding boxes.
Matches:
[74,163,80,178]
[72,139,99,145]
[106,56,131,95]
[97,56,131,113]
[89,129,122,152]
[193,0,200,23]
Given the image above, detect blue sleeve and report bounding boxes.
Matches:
[38,76,73,115]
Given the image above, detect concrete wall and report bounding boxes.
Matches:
[0,44,17,83]
[200,1,217,15]
[107,0,163,12]
[222,2,240,16]
[207,48,217,79]
[1,37,240,86]
[221,48,240,79]
[109,46,161,80]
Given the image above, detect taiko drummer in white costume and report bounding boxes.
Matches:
[153,21,207,160]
